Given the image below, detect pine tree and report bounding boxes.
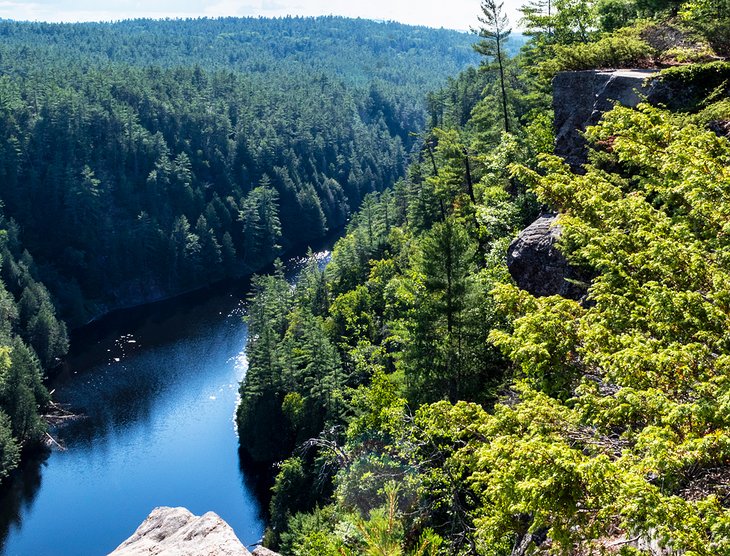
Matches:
[520,0,554,37]
[473,0,512,133]
[405,217,476,402]
[221,231,237,274]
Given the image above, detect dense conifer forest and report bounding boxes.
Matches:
[237,1,730,554]
[0,17,495,326]
[0,16,495,488]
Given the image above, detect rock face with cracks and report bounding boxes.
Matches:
[553,69,660,168]
[109,506,253,556]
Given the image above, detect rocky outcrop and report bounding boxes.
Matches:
[109,507,252,556]
[553,69,659,168]
[520,69,668,297]
[506,214,587,300]
[252,547,283,556]
[510,70,658,297]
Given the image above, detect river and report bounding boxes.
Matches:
[0,242,334,556]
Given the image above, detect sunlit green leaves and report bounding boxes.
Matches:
[495,102,730,552]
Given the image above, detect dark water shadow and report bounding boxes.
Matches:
[238,447,276,522]
[0,451,48,553]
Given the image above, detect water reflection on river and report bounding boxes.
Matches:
[0,245,332,556]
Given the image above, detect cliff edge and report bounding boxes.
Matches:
[508,68,667,298]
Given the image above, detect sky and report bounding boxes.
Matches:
[0,0,525,31]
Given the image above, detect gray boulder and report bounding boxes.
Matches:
[109,506,252,556]
[507,214,587,300]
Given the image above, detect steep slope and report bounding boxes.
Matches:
[234,2,730,554]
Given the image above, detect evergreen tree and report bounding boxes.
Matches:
[520,0,554,36]
[0,411,19,481]
[473,0,512,133]
[406,218,476,402]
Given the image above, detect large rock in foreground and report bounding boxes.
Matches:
[109,507,252,556]
[507,214,587,300]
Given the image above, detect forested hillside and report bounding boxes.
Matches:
[0,17,491,87]
[0,212,67,482]
[0,63,409,324]
[0,17,489,485]
[238,1,730,554]
[0,16,489,326]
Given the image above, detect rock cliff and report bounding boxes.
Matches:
[508,68,668,297]
[553,69,659,168]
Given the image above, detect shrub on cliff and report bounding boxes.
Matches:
[547,30,655,71]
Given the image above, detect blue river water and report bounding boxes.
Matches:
[0,246,331,556]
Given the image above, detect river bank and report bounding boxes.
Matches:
[72,229,345,332]
[0,236,338,556]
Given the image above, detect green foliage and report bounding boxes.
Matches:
[236,7,550,547]
[398,218,481,402]
[659,60,730,84]
[279,505,342,556]
[340,483,444,556]
[0,214,67,483]
[658,61,730,108]
[269,457,313,541]
[596,0,640,31]
[519,0,556,36]
[551,0,599,42]
[237,258,346,464]
[520,0,730,73]
[279,486,444,556]
[681,0,730,55]
[498,102,730,552]
[0,410,19,482]
[242,5,730,554]
[0,17,480,89]
[681,0,730,18]
[243,103,537,555]
[695,98,730,128]
[635,0,683,15]
[0,17,481,326]
[521,0,599,43]
[545,28,654,71]
[347,370,406,443]
[261,92,730,556]
[490,287,584,398]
